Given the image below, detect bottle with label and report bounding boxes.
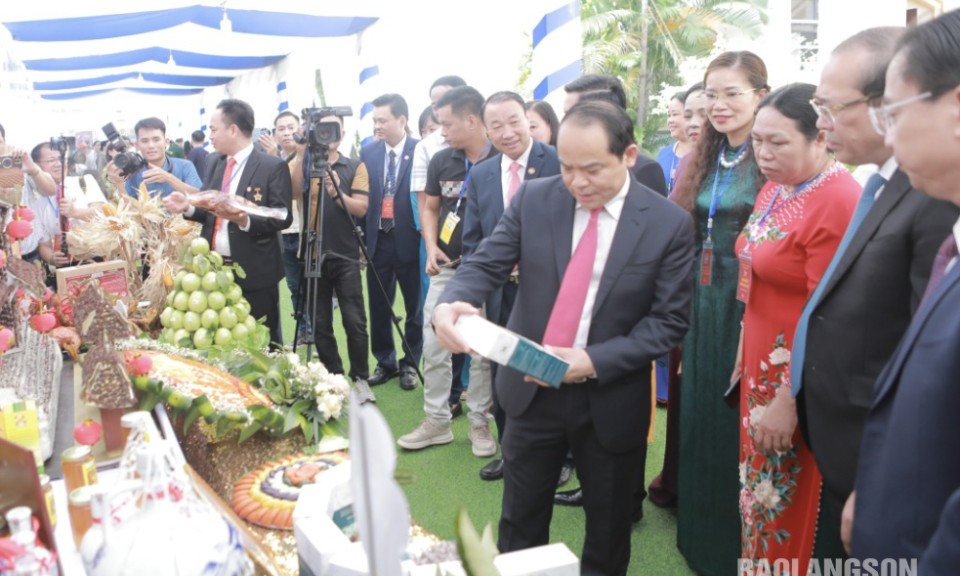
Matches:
[5,506,58,576]
[38,475,56,529]
[60,446,97,494]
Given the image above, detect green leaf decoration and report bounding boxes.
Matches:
[232,262,247,279]
[238,421,263,443]
[183,403,202,434]
[454,505,499,576]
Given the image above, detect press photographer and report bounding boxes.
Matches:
[0,121,56,199]
[107,117,202,199]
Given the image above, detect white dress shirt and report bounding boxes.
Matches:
[570,170,630,349]
[500,140,533,209]
[213,143,254,257]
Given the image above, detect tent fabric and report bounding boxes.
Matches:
[33,72,233,90]
[22,48,288,72]
[39,87,204,100]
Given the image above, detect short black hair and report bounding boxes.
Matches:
[435,86,484,120]
[31,142,51,163]
[895,9,960,99]
[430,75,467,92]
[562,100,635,158]
[564,74,628,109]
[217,99,255,138]
[273,111,299,127]
[134,117,166,138]
[372,93,409,120]
[834,27,906,101]
[758,83,820,142]
[190,130,205,143]
[481,91,525,120]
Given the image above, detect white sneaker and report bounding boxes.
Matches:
[397,418,454,450]
[354,379,376,405]
[468,423,497,457]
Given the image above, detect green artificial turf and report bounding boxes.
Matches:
[278,280,694,574]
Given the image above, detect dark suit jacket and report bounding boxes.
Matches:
[360,136,420,263]
[852,251,960,569]
[462,140,561,323]
[189,148,293,291]
[632,153,668,196]
[800,168,958,499]
[439,174,694,452]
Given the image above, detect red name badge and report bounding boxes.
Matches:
[381,196,395,219]
[700,239,714,286]
[736,251,753,303]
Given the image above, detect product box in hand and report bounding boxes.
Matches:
[0,400,42,469]
[455,314,569,388]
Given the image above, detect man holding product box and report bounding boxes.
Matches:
[431,100,694,576]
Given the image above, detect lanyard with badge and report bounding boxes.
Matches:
[736,176,817,303]
[440,143,490,246]
[700,144,743,286]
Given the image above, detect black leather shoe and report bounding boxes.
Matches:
[479,458,503,481]
[554,487,583,507]
[368,365,398,386]
[449,401,463,418]
[557,462,574,487]
[399,368,417,391]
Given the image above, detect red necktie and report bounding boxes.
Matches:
[507,161,523,204]
[921,234,959,307]
[212,157,237,251]
[542,208,602,347]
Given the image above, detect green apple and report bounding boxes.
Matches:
[173,270,187,290]
[192,328,213,349]
[166,290,176,307]
[159,306,174,327]
[201,272,219,292]
[183,311,201,332]
[218,306,238,329]
[244,316,257,332]
[200,309,219,329]
[208,251,223,268]
[207,291,226,311]
[225,284,243,305]
[214,328,233,347]
[187,291,208,313]
[190,237,210,256]
[172,291,190,312]
[173,328,190,345]
[181,273,201,293]
[234,300,250,321]
[168,310,184,330]
[231,323,250,341]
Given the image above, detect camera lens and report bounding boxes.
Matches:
[0,157,12,169]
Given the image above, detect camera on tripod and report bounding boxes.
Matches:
[49,136,76,154]
[102,122,147,178]
[294,106,352,149]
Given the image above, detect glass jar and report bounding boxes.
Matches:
[61,446,97,494]
[68,486,93,548]
[38,474,56,529]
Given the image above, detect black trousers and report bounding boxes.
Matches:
[367,232,423,371]
[499,384,647,576]
[244,283,282,349]
[312,256,369,381]
[491,281,518,442]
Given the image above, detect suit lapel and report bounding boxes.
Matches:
[820,170,910,298]
[487,159,504,218]
[592,181,649,314]
[526,141,547,181]
[396,139,416,189]
[873,262,960,402]
[235,150,260,201]
[552,190,576,285]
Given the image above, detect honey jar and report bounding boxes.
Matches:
[38,474,56,529]
[61,445,98,494]
[68,486,93,547]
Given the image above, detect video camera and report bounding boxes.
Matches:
[102,122,147,178]
[295,106,352,149]
[49,136,76,154]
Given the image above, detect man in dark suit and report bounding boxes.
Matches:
[462,90,561,481]
[164,98,292,347]
[361,94,422,392]
[563,74,668,196]
[432,101,694,576]
[846,12,960,571]
[792,27,958,556]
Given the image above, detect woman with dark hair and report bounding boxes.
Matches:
[418,105,440,139]
[734,83,860,571]
[524,99,559,147]
[656,90,694,194]
[671,51,768,574]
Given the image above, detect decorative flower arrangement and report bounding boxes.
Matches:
[118,338,348,444]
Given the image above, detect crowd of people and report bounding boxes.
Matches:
[3,9,960,575]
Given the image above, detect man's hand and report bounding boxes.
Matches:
[841,491,855,555]
[141,167,176,187]
[163,191,190,214]
[258,132,279,154]
[59,198,77,219]
[754,390,798,454]
[425,245,450,276]
[14,148,38,176]
[431,302,479,354]
[323,171,341,199]
[105,163,126,190]
[51,251,71,267]
[209,195,249,227]
[523,346,596,387]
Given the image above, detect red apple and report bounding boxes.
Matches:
[5,220,32,241]
[73,419,102,446]
[126,352,153,377]
[29,312,58,333]
[0,328,14,353]
[13,207,35,222]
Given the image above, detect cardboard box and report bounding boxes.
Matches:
[0,399,42,469]
[56,259,129,300]
[493,543,580,576]
[294,461,359,575]
[456,315,569,388]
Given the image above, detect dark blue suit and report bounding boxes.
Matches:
[462,140,561,442]
[852,238,960,572]
[361,136,423,372]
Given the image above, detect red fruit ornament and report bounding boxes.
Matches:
[126,352,153,377]
[73,419,102,446]
[0,327,14,353]
[13,207,35,222]
[5,220,32,241]
[30,312,58,333]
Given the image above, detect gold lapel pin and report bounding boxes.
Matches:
[528,167,536,175]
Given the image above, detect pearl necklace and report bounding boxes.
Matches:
[718,143,749,169]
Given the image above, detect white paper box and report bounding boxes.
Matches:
[294,461,362,575]
[403,560,467,576]
[493,543,580,576]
